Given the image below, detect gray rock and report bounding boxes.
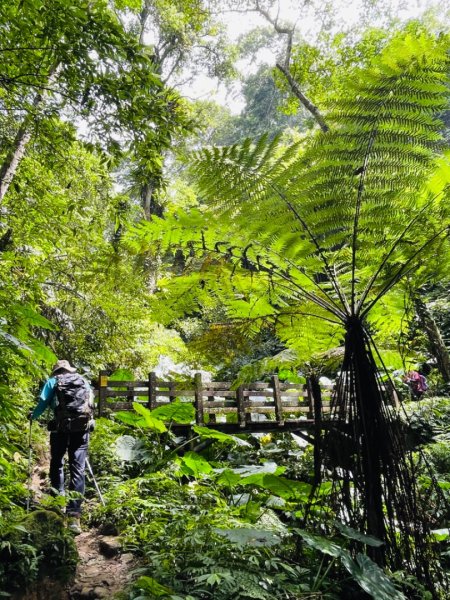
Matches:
[120,553,134,563]
[98,535,121,557]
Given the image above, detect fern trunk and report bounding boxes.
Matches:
[322,316,440,591]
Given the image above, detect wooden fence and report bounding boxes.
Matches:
[96,371,333,432]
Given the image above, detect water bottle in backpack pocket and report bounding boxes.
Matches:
[54,373,94,432]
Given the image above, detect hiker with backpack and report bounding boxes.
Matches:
[30,360,94,534]
[403,369,428,400]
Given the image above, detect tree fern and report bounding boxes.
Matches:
[127,29,450,594]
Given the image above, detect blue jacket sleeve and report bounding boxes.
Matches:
[31,377,57,420]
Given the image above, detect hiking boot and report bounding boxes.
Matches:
[67,516,82,535]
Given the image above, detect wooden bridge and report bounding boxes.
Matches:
[96,371,333,435]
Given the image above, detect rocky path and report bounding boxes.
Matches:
[28,453,135,600]
[69,530,135,599]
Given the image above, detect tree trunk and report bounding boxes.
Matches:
[0,122,34,202]
[414,296,450,382]
[276,62,329,133]
[0,66,58,203]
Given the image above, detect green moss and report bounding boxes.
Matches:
[0,509,78,592]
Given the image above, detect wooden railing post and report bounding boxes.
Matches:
[148,372,156,409]
[194,372,204,425]
[306,379,314,419]
[208,388,216,423]
[98,370,108,417]
[236,385,246,428]
[127,383,133,403]
[271,375,284,426]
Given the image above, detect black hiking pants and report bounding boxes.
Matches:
[49,430,89,516]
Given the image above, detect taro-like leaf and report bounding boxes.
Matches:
[192,425,250,446]
[133,402,167,433]
[295,529,344,558]
[151,401,195,423]
[241,473,312,500]
[114,435,143,462]
[231,461,280,476]
[181,451,213,477]
[216,469,242,487]
[341,553,405,600]
[336,522,383,547]
[114,411,146,427]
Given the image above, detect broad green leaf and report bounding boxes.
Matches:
[192,425,251,446]
[431,528,450,541]
[114,435,144,462]
[26,340,57,364]
[437,480,450,490]
[295,529,344,558]
[109,368,134,381]
[241,473,312,500]
[114,411,146,428]
[133,402,167,433]
[216,469,242,487]
[13,305,56,330]
[0,329,30,351]
[181,451,213,477]
[336,522,384,547]
[134,575,173,596]
[341,553,405,600]
[231,461,280,476]
[151,401,195,423]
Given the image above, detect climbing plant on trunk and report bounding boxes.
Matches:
[126,29,450,594]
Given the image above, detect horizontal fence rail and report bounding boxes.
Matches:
[95,371,334,431]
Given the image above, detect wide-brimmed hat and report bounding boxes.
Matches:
[51,360,77,375]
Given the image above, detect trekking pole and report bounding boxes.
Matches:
[26,418,33,512]
[85,457,105,506]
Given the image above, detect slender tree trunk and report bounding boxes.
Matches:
[414,296,450,382]
[0,65,58,203]
[0,120,35,202]
[252,2,329,132]
[276,63,329,133]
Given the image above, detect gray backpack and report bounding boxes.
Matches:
[54,373,94,432]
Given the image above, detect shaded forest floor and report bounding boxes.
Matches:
[24,449,134,600]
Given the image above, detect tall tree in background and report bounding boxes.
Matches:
[0,0,192,204]
[118,0,236,220]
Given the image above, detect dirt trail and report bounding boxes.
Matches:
[28,453,135,599]
[69,529,135,599]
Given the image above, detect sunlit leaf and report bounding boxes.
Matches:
[192,425,250,446]
[133,402,167,433]
[151,401,195,423]
[241,473,312,500]
[181,451,213,477]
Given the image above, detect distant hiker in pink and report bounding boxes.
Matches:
[403,370,428,400]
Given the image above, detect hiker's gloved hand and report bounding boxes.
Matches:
[27,410,34,421]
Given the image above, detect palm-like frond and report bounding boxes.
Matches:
[189,36,450,321]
